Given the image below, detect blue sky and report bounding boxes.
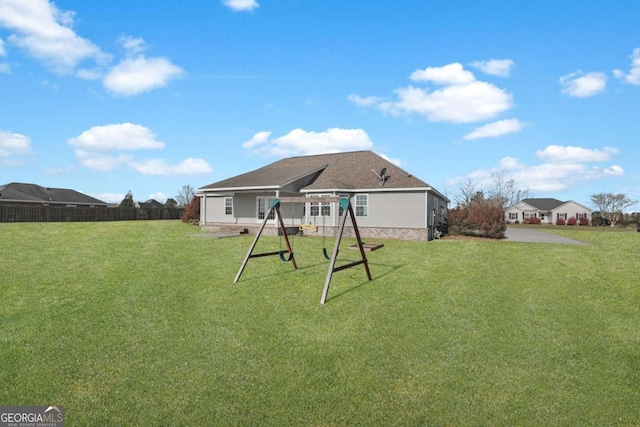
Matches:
[1,0,639,210]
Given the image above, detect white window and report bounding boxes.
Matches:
[557,213,567,220]
[309,194,331,217]
[355,194,368,217]
[508,212,518,220]
[224,197,233,215]
[524,212,537,219]
[257,197,275,221]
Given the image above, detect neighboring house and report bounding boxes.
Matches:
[0,182,107,207]
[138,199,164,209]
[198,150,449,241]
[505,198,592,224]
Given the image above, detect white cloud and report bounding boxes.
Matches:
[147,192,168,203]
[603,165,624,176]
[378,81,513,123]
[498,156,525,170]
[357,62,515,124]
[0,130,32,166]
[536,145,618,163]
[223,0,259,12]
[76,67,102,80]
[0,0,106,73]
[118,36,146,55]
[464,119,526,140]
[68,123,165,151]
[347,94,383,106]
[130,158,213,175]
[410,63,476,86]
[613,47,640,85]
[74,150,133,171]
[559,70,607,98]
[103,56,183,96]
[243,128,374,157]
[447,145,624,194]
[69,123,212,175]
[0,3,182,94]
[0,63,11,73]
[242,131,272,148]
[92,192,125,204]
[469,59,514,77]
[378,153,402,167]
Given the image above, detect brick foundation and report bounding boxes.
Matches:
[201,223,431,241]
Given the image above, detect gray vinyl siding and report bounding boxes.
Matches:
[203,194,261,224]
[203,190,450,231]
[203,196,231,223]
[204,193,306,225]
[356,191,426,228]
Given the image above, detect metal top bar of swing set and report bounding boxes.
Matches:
[233,196,372,304]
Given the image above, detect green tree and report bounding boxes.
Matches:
[164,198,178,208]
[119,190,135,208]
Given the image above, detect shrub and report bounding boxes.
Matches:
[579,216,589,226]
[181,196,200,224]
[447,207,466,236]
[448,199,506,239]
[556,218,566,225]
[567,217,577,226]
[523,217,541,225]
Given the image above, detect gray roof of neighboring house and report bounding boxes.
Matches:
[139,199,164,208]
[0,182,107,206]
[520,198,566,210]
[201,150,447,198]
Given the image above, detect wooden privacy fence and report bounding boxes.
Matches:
[0,205,185,223]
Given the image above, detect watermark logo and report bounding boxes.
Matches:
[0,406,64,427]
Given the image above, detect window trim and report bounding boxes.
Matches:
[355,194,368,217]
[256,196,275,221]
[309,193,331,217]
[224,197,233,216]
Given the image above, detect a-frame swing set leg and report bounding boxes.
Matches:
[320,198,371,304]
[234,200,296,283]
[234,196,372,304]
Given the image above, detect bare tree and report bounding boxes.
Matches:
[175,185,196,207]
[488,171,530,209]
[454,178,478,207]
[590,192,636,227]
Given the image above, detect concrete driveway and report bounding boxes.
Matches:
[504,227,592,245]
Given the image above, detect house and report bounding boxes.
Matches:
[505,198,592,225]
[138,199,164,209]
[198,150,449,241]
[0,182,107,207]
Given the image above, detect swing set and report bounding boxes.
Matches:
[233,196,372,304]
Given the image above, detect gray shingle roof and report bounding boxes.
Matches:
[201,150,434,191]
[521,198,565,210]
[0,183,107,206]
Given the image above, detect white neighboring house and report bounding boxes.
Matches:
[505,198,592,225]
[198,150,449,241]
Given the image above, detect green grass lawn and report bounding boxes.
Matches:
[1,221,638,426]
